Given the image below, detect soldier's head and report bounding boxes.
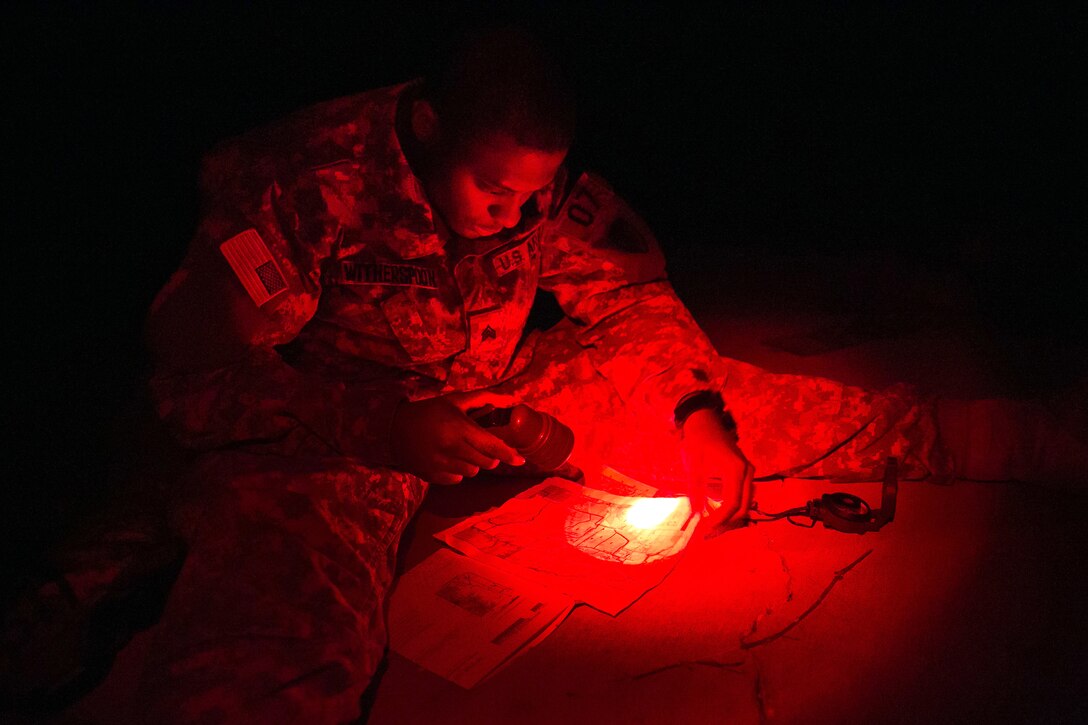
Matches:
[407,27,576,238]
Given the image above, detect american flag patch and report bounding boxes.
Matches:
[219,228,289,306]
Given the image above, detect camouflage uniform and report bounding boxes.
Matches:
[119,82,956,723]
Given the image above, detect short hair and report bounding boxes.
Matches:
[423,26,576,153]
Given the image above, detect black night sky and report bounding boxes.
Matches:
[5,3,1085,564]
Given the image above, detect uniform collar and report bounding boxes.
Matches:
[357,81,444,260]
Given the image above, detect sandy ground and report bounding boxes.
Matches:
[369,248,1087,724]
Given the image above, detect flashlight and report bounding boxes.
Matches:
[472,404,575,471]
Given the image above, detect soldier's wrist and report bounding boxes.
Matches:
[674,390,737,440]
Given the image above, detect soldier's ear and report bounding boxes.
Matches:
[410,100,441,145]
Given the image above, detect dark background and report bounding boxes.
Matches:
[4,3,1084,570]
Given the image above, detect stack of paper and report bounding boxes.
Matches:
[389,477,699,687]
[387,548,574,688]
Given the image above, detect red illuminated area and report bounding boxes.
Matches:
[9,5,1084,725]
[623,497,683,529]
[367,261,1088,725]
[565,496,692,564]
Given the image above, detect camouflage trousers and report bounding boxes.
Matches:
[493,321,954,487]
[70,452,425,725]
[78,323,985,724]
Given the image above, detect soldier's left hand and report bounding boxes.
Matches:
[680,408,755,530]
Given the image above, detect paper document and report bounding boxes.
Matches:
[388,548,575,688]
[597,465,662,497]
[435,478,698,615]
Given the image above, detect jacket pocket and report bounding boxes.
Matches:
[380,289,466,363]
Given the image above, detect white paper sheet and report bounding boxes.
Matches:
[388,548,575,689]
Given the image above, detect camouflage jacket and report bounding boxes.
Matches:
[148,82,727,466]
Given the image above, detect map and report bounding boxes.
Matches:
[435,478,698,615]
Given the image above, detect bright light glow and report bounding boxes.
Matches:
[624,497,682,530]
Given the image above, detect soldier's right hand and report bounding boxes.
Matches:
[389,392,526,484]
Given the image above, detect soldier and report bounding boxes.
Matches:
[75,26,1085,724]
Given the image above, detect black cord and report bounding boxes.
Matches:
[786,516,817,528]
[749,493,878,530]
[748,503,810,522]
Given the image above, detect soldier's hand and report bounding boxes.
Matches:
[389,391,525,485]
[681,408,755,531]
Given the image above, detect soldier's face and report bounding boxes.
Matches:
[428,134,566,239]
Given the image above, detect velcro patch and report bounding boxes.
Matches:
[328,260,438,288]
[556,173,657,255]
[465,307,517,372]
[219,228,289,307]
[490,236,540,277]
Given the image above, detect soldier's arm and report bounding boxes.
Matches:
[538,172,729,431]
[146,178,406,464]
